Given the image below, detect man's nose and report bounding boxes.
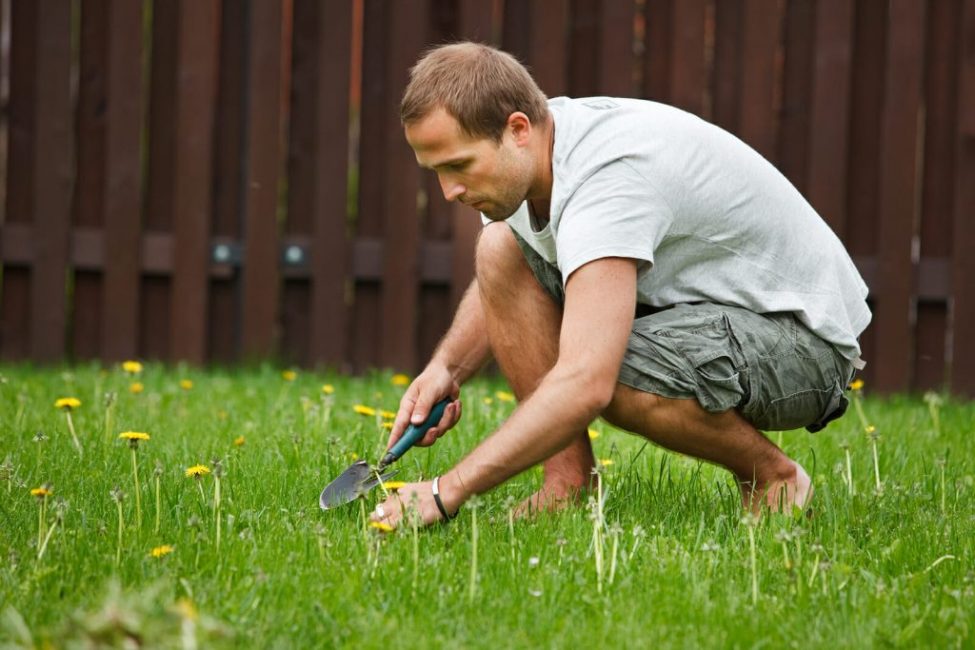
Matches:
[439,176,465,202]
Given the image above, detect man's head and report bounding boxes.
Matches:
[401,42,551,220]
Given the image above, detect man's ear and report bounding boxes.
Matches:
[506,112,532,146]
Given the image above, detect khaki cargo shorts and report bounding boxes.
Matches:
[513,230,856,432]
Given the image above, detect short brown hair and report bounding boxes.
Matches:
[401,42,549,143]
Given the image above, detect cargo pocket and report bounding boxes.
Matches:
[750,380,845,432]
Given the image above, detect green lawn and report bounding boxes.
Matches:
[0,363,972,649]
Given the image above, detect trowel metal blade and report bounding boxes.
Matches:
[318,461,399,510]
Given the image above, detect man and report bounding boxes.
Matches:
[371,42,870,529]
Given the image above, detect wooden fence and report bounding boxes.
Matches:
[0,0,973,396]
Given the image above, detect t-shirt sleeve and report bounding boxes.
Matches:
[555,160,673,283]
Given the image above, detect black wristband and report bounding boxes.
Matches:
[431,476,457,521]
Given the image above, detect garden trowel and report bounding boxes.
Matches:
[319,398,450,510]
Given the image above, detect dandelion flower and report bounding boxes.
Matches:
[588,428,600,440]
[850,378,864,391]
[482,397,493,405]
[150,544,174,558]
[119,431,150,449]
[185,464,211,479]
[369,521,394,533]
[391,374,410,386]
[353,404,376,417]
[599,458,614,467]
[383,481,407,490]
[179,379,193,390]
[122,360,143,375]
[322,384,335,395]
[233,435,246,447]
[282,370,297,381]
[129,382,144,394]
[380,409,396,420]
[30,486,52,498]
[54,397,81,411]
[865,425,876,434]
[382,421,394,430]
[495,390,515,402]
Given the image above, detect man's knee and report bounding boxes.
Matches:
[475,223,527,286]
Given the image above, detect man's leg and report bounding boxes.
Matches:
[602,386,811,513]
[475,224,594,511]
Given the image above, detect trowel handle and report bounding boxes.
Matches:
[378,397,451,469]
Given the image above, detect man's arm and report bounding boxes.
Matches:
[372,257,638,526]
[387,279,493,447]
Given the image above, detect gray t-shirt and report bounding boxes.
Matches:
[498,96,870,360]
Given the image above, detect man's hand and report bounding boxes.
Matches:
[369,478,461,529]
[387,364,462,450]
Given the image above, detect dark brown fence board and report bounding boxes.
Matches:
[168,0,219,363]
[99,0,144,362]
[569,0,598,96]
[208,2,247,364]
[240,0,284,359]
[26,1,73,362]
[642,0,673,102]
[874,0,926,393]
[737,0,783,163]
[294,0,354,367]
[503,0,570,97]
[380,0,427,371]
[915,0,960,390]
[669,0,707,115]
[951,0,975,396]
[805,0,854,238]
[598,0,635,96]
[7,0,37,359]
[776,0,813,192]
[352,0,390,372]
[712,0,743,132]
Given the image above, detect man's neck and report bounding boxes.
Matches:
[526,114,555,207]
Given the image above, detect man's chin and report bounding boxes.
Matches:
[481,203,519,221]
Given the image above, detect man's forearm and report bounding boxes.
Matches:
[440,363,606,507]
[430,279,492,384]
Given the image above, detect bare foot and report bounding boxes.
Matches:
[740,461,813,516]
[513,482,588,518]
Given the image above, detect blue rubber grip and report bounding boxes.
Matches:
[382,398,451,466]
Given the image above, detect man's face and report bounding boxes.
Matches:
[405,108,533,221]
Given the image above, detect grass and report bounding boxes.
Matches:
[0,363,973,649]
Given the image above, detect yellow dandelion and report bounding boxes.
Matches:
[282,370,297,381]
[599,458,614,467]
[369,521,394,533]
[122,360,143,375]
[495,390,515,402]
[30,486,52,498]
[54,397,81,410]
[353,404,376,417]
[348,452,359,461]
[865,425,876,434]
[150,544,174,558]
[185,464,210,479]
[588,428,600,440]
[382,481,407,490]
[483,397,493,405]
[233,435,246,447]
[850,378,864,392]
[380,409,396,420]
[382,421,394,430]
[119,431,150,441]
[322,384,335,395]
[129,382,144,394]
[179,379,193,390]
[391,374,410,386]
